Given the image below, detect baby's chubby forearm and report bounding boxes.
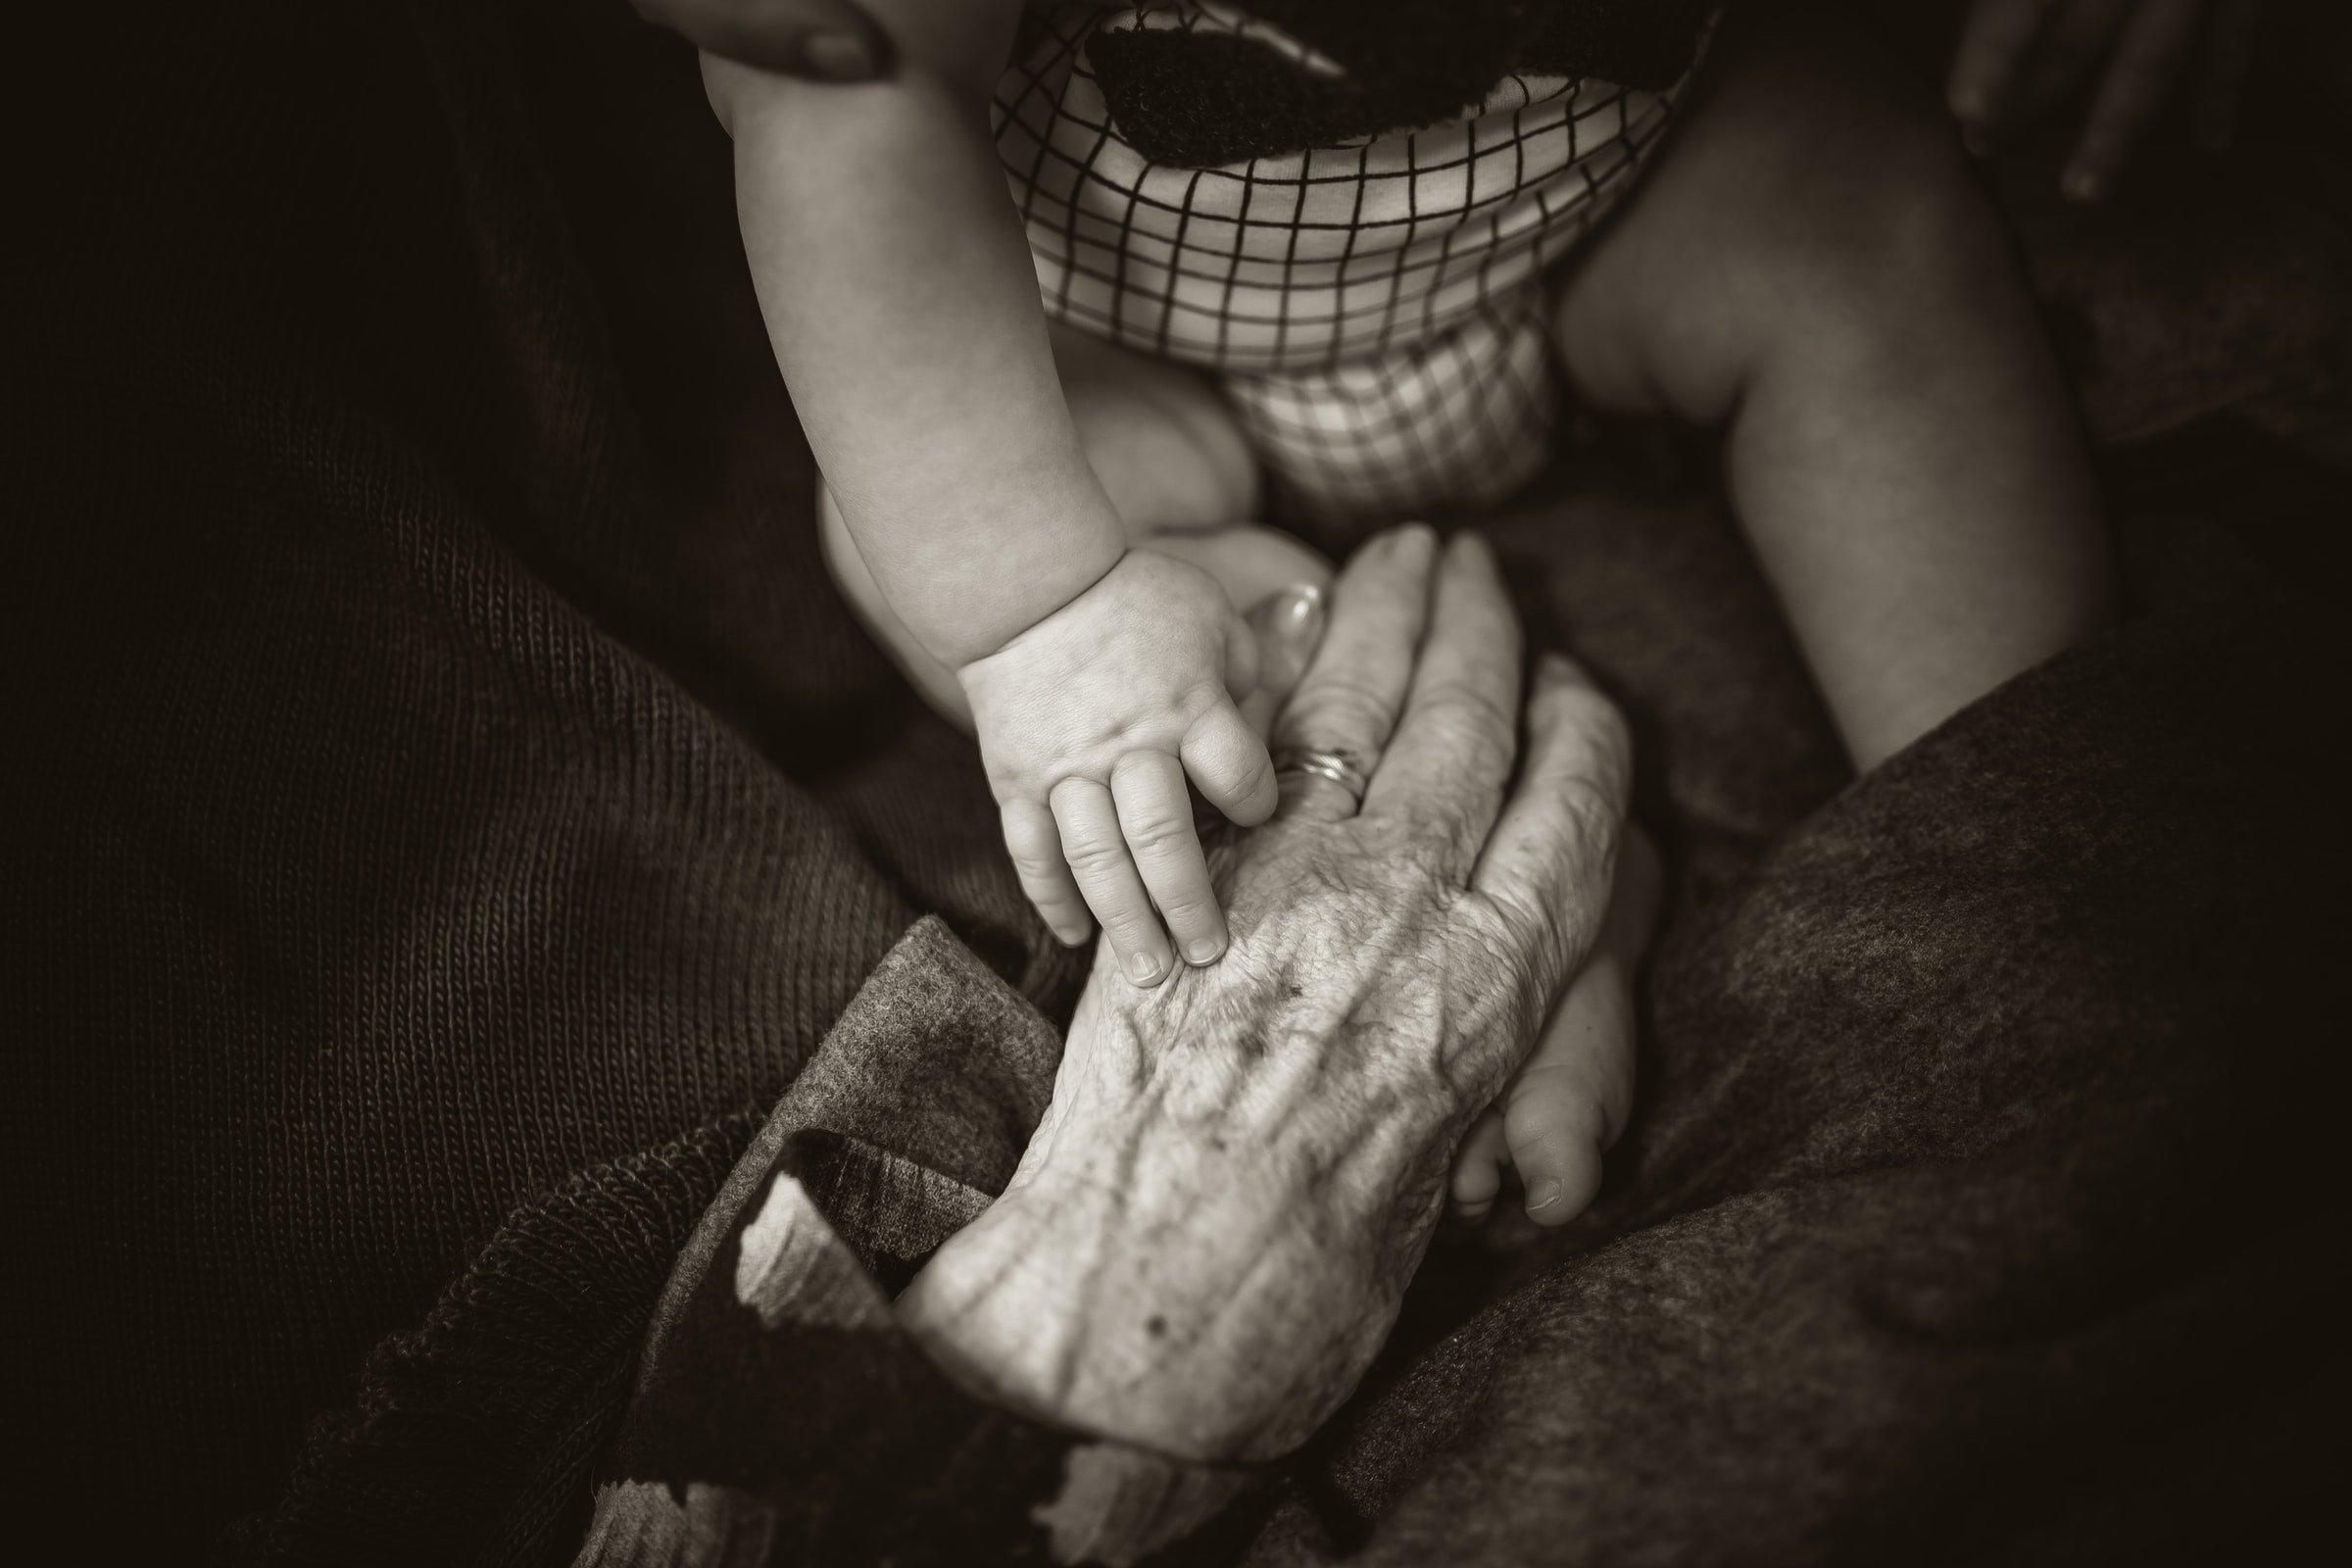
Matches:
[705,0,1125,667]
[706,2,1277,988]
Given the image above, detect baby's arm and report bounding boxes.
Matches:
[705,1,1277,983]
[703,0,1118,666]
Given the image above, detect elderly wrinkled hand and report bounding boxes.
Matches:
[899,525,1637,1464]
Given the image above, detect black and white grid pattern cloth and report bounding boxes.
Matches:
[995,3,1700,519]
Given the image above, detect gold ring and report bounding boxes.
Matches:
[1272,747,1373,809]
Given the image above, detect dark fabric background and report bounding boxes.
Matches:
[4,0,1086,1548]
[3,1,2343,1562]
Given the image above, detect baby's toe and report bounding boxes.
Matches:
[1497,969,1637,1226]
[1448,1107,1508,1222]
[1501,1084,1607,1228]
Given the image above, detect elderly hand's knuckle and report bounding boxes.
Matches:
[1465,726,1518,783]
[1420,676,1516,737]
[1555,777,1622,853]
[1381,826,1458,889]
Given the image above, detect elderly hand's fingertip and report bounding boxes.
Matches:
[1530,650,1590,691]
[1448,530,1506,578]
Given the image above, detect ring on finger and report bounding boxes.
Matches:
[1272,746,1375,810]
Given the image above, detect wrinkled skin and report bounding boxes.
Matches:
[900,527,1633,1461]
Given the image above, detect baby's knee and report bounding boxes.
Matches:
[1692,124,2023,416]
[1553,49,2021,421]
[1794,123,2015,339]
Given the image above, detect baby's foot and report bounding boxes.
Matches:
[1450,823,1661,1226]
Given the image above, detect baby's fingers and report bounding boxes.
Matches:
[1181,700,1279,827]
[2063,0,2200,200]
[1112,752,1229,967]
[1003,799,1092,948]
[1052,777,1173,987]
[1948,0,2056,138]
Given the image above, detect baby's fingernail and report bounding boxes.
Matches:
[1960,123,1991,158]
[1126,950,1165,984]
[1527,1180,1563,1212]
[1184,937,1224,965]
[799,31,877,80]
[2062,167,2104,203]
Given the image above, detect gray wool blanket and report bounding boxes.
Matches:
[4,1,2341,1563]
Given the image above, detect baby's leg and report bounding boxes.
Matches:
[1452,821,1661,1227]
[1550,3,2114,770]
[822,321,1287,725]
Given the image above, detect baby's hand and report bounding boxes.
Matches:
[959,550,1275,986]
[1948,0,2263,202]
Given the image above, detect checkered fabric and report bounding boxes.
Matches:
[996,3,1702,520]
